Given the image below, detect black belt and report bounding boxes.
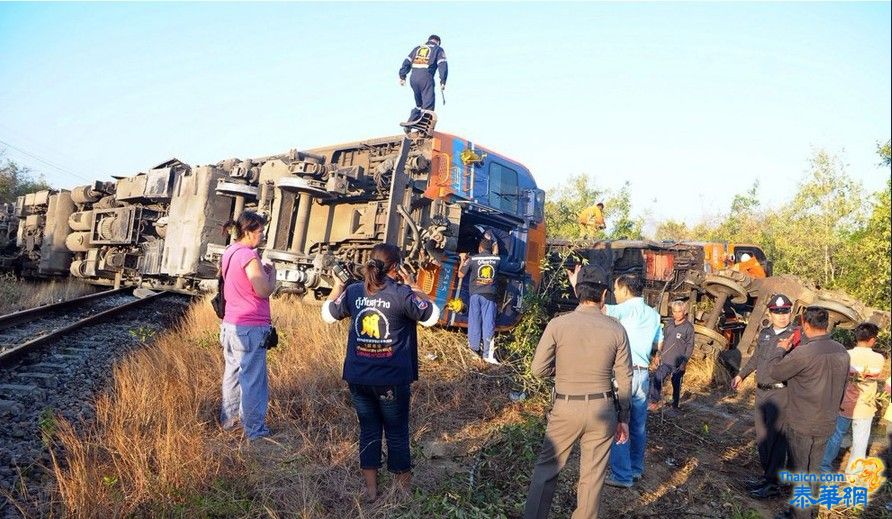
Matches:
[633,366,649,371]
[757,382,787,390]
[555,391,614,401]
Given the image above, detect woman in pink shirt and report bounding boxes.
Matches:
[219,211,276,440]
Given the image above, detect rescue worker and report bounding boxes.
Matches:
[648,299,694,412]
[731,293,794,499]
[524,264,632,519]
[577,202,606,238]
[603,274,663,489]
[321,243,441,502]
[458,236,500,364]
[398,34,448,126]
[766,306,849,519]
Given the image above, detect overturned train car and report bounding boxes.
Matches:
[1,132,547,329]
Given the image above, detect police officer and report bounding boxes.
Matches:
[321,243,441,502]
[398,34,448,126]
[766,307,849,519]
[731,293,794,499]
[458,236,500,364]
[524,264,632,519]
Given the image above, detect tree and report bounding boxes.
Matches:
[835,142,891,310]
[878,139,891,167]
[654,220,693,241]
[544,174,643,240]
[0,150,51,203]
[602,182,643,240]
[704,181,766,244]
[770,150,865,287]
[544,173,606,240]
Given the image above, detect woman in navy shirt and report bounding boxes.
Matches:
[321,243,440,501]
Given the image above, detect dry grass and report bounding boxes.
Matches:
[49,298,518,518]
[0,276,96,314]
[49,295,878,518]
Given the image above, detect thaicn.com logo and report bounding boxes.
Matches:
[779,457,886,510]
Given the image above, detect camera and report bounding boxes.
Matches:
[331,261,353,284]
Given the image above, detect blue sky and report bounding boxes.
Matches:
[1,2,889,230]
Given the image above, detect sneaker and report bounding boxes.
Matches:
[647,402,660,412]
[483,355,500,365]
[604,477,633,489]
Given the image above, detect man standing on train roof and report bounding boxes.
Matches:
[731,293,795,499]
[399,34,448,126]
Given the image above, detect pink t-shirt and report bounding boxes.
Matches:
[221,244,271,326]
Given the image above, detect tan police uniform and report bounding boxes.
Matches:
[524,303,633,519]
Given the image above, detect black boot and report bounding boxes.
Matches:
[744,477,768,491]
[749,482,781,499]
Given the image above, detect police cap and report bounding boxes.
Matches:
[767,294,793,314]
[576,264,610,288]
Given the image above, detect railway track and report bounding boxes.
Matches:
[0,288,191,517]
[0,288,164,365]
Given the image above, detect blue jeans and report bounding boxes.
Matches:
[349,383,412,473]
[821,415,872,473]
[220,322,271,440]
[610,369,649,484]
[468,294,496,357]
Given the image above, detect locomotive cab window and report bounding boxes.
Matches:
[488,163,519,214]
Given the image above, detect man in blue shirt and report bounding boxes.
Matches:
[603,274,663,488]
[398,34,448,126]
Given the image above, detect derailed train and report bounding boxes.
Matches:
[0,132,546,330]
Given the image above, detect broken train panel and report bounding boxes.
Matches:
[208,131,546,329]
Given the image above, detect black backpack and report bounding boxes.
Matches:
[211,253,232,319]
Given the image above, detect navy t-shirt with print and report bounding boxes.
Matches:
[328,278,434,386]
[460,254,500,301]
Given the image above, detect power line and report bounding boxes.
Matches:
[0,137,93,183]
[0,122,88,175]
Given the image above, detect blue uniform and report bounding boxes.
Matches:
[324,278,438,385]
[322,278,440,473]
[460,254,499,357]
[399,42,448,123]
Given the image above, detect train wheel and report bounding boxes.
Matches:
[693,324,728,359]
[703,273,750,304]
[216,181,259,198]
[808,298,861,329]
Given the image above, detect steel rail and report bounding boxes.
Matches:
[0,288,130,332]
[0,290,167,366]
